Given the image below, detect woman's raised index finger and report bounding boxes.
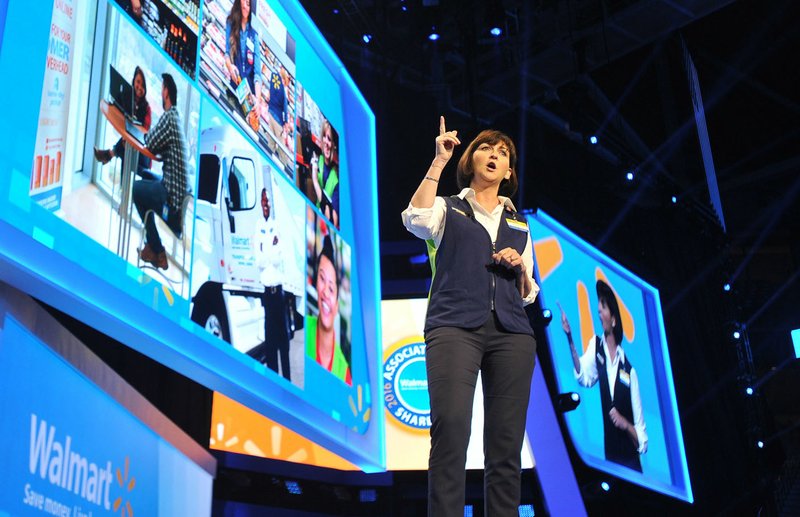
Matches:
[439,115,446,136]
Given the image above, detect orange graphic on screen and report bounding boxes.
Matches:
[534,235,636,346]
[348,383,371,431]
[533,236,563,282]
[576,281,593,352]
[209,392,357,470]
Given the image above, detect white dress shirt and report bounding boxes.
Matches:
[254,216,283,287]
[575,335,648,454]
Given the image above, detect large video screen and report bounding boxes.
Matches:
[528,210,692,502]
[0,0,381,469]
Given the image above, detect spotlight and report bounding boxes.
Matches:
[484,0,504,39]
[733,330,741,340]
[601,481,611,492]
[362,33,372,44]
[723,283,731,292]
[518,505,534,517]
[745,387,754,396]
[556,392,581,412]
[671,195,678,204]
[589,135,598,145]
[757,440,764,449]
[285,480,302,495]
[428,27,440,41]
[359,489,377,503]
[626,171,635,181]
[532,307,553,327]
[333,8,339,14]
[409,253,428,265]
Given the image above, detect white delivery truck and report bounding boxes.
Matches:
[190,124,304,352]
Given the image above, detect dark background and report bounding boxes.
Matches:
[295,0,800,514]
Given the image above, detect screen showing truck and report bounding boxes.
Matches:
[0,0,382,469]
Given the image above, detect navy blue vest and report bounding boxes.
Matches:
[424,196,533,336]
[596,337,642,472]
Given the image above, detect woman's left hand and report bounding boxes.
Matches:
[492,247,525,276]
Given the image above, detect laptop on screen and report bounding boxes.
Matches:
[109,64,134,119]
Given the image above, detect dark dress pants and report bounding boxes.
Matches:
[132,179,167,253]
[113,138,151,174]
[425,313,536,517]
[262,285,291,380]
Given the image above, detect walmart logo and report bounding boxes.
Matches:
[28,413,135,515]
[113,456,136,517]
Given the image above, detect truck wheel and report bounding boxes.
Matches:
[192,292,231,343]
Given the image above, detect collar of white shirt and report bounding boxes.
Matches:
[457,188,517,214]
[600,334,626,367]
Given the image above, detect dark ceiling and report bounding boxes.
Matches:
[300,0,799,512]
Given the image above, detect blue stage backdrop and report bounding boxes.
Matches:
[0,284,216,516]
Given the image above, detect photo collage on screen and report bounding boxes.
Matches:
[198,0,297,180]
[30,1,200,300]
[26,0,358,418]
[192,97,308,389]
[112,0,200,78]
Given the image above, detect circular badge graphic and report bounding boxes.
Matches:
[383,340,430,429]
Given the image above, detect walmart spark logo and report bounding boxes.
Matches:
[113,456,136,517]
[348,383,371,433]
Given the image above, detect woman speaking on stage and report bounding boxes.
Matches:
[402,116,539,516]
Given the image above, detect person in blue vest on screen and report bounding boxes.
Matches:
[265,66,289,146]
[402,116,539,517]
[559,280,648,472]
[225,0,261,119]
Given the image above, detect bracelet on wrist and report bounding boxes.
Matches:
[424,176,439,183]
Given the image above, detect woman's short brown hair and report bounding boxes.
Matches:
[456,129,518,197]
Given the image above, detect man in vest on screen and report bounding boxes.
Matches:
[559,280,648,472]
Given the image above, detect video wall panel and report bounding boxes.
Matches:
[0,0,381,469]
[528,210,692,502]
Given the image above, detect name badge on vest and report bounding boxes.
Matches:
[596,352,605,365]
[450,206,469,218]
[246,36,255,66]
[506,217,528,232]
[619,370,631,387]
